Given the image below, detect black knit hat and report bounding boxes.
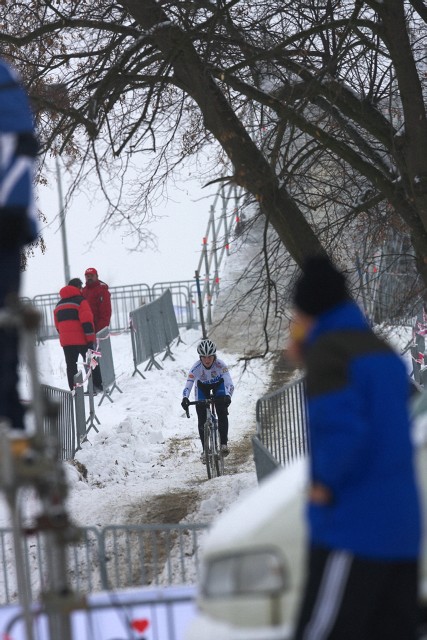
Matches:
[68,277,83,289]
[293,256,349,316]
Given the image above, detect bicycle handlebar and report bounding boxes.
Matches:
[184,399,211,418]
[184,397,228,419]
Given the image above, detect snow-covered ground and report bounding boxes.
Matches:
[0,324,277,637]
[4,323,417,545]
[30,328,273,528]
[0,327,275,591]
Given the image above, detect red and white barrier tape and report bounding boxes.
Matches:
[72,348,102,393]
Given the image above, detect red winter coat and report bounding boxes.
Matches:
[82,280,111,333]
[54,285,96,347]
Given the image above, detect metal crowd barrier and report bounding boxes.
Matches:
[33,293,59,341]
[130,289,180,376]
[100,524,207,591]
[152,280,199,328]
[255,378,308,469]
[411,306,427,386]
[2,586,197,640]
[42,377,92,460]
[31,280,198,343]
[95,327,122,405]
[109,282,151,330]
[41,384,78,460]
[0,523,208,606]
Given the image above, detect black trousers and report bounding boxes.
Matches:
[0,326,24,428]
[63,345,103,391]
[293,545,418,640]
[196,401,228,447]
[0,249,24,429]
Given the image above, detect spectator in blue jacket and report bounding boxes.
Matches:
[289,256,421,640]
[0,58,38,430]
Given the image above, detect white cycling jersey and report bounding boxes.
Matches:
[183,358,234,400]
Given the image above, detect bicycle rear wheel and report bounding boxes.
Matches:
[204,422,213,479]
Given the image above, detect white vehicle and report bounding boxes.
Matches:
[185,458,308,640]
[186,398,427,640]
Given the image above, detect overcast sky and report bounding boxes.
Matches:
[22,169,217,299]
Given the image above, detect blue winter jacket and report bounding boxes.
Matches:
[0,58,38,246]
[304,300,421,559]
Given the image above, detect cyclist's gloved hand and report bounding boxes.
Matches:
[224,395,231,407]
[181,397,190,411]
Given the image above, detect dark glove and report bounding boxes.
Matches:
[181,397,190,411]
[224,395,231,407]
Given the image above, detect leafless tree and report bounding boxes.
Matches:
[2,1,427,298]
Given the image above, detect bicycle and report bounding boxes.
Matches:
[185,393,225,479]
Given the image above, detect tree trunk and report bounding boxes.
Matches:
[120,0,325,267]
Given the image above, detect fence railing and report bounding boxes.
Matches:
[100,524,207,591]
[31,280,198,343]
[130,289,179,376]
[410,305,427,387]
[0,523,208,606]
[27,180,245,341]
[41,384,77,460]
[195,183,246,325]
[355,230,420,325]
[255,378,308,468]
[2,586,197,640]
[95,327,122,405]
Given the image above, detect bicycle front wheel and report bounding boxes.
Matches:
[217,438,224,476]
[211,425,221,477]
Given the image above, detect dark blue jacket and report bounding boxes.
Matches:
[304,301,421,559]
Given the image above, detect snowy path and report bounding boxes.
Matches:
[19,328,274,530]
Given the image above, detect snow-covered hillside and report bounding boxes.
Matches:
[211,216,296,355]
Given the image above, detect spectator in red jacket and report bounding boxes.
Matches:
[82,267,112,333]
[54,278,102,392]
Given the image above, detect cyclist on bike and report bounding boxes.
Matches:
[181,339,234,463]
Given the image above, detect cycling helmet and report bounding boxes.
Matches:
[197,339,217,357]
